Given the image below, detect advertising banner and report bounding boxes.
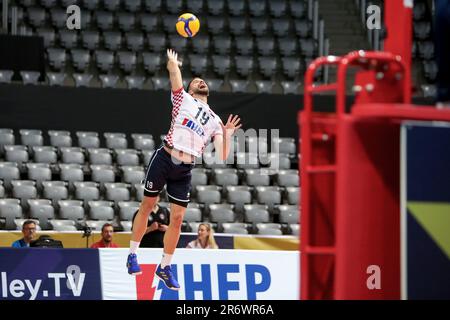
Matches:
[100,248,299,300]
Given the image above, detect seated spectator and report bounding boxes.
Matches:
[132,195,170,248]
[186,223,219,249]
[90,223,119,248]
[11,220,37,248]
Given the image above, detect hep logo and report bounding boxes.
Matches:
[135,264,271,300]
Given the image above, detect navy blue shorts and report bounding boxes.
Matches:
[143,146,194,207]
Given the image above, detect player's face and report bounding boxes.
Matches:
[190,78,209,96]
[102,226,114,243]
[198,225,209,239]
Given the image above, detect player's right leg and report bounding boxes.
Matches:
[127,146,168,275]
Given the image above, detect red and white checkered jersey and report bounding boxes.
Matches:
[164,88,223,157]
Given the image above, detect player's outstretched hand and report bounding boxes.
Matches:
[221,114,242,136]
[167,48,182,68]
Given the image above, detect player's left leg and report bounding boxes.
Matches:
[155,162,192,290]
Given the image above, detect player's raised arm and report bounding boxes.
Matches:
[166,49,183,92]
[214,114,242,161]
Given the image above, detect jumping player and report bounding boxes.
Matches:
[126,49,242,290]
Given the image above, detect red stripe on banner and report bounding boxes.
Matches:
[136,264,157,300]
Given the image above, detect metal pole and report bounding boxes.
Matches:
[374,28,379,50]
[313,0,319,40]
[308,0,313,21]
[324,38,330,84]
[2,0,8,34]
[11,5,16,35]
[361,0,366,26]
[319,19,324,56]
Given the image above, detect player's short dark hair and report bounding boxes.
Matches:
[101,223,114,232]
[22,220,36,230]
[186,77,206,92]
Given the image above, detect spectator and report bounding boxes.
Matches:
[186,223,219,249]
[132,195,170,248]
[90,223,119,248]
[11,220,37,248]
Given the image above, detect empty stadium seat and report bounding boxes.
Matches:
[76,131,100,148]
[103,31,122,51]
[0,128,14,154]
[125,76,146,89]
[289,223,300,236]
[59,30,78,49]
[42,181,69,205]
[235,36,254,55]
[272,18,290,37]
[258,57,278,78]
[0,163,20,190]
[281,81,299,94]
[28,199,55,230]
[114,149,140,166]
[118,201,140,221]
[226,185,252,213]
[60,147,85,164]
[47,72,66,86]
[11,180,38,207]
[236,152,259,169]
[256,37,275,56]
[213,168,239,187]
[286,187,300,205]
[0,199,23,230]
[134,183,144,201]
[235,55,254,77]
[244,204,270,223]
[47,48,66,70]
[82,30,100,50]
[250,17,269,36]
[131,133,155,151]
[209,204,235,223]
[36,27,56,47]
[256,186,282,210]
[249,0,266,16]
[276,170,299,187]
[50,219,77,231]
[58,199,85,221]
[207,16,226,35]
[20,129,43,147]
[27,163,52,187]
[74,181,100,203]
[118,12,136,32]
[229,17,248,36]
[94,50,114,72]
[104,182,131,202]
[71,49,91,72]
[184,205,202,222]
[27,6,47,27]
[121,166,145,184]
[0,70,14,84]
[90,164,115,185]
[48,130,72,147]
[191,168,208,191]
[230,80,249,93]
[196,185,221,206]
[142,52,161,75]
[278,204,299,224]
[20,71,41,85]
[59,163,84,189]
[257,223,283,235]
[88,200,115,220]
[139,13,158,32]
[103,132,127,149]
[99,74,119,88]
[189,34,209,54]
[73,73,93,88]
[33,146,57,164]
[4,145,29,164]
[290,1,307,18]
[222,222,249,234]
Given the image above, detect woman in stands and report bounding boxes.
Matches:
[186,223,219,249]
[126,49,241,290]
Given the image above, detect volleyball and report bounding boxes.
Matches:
[176,13,200,38]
